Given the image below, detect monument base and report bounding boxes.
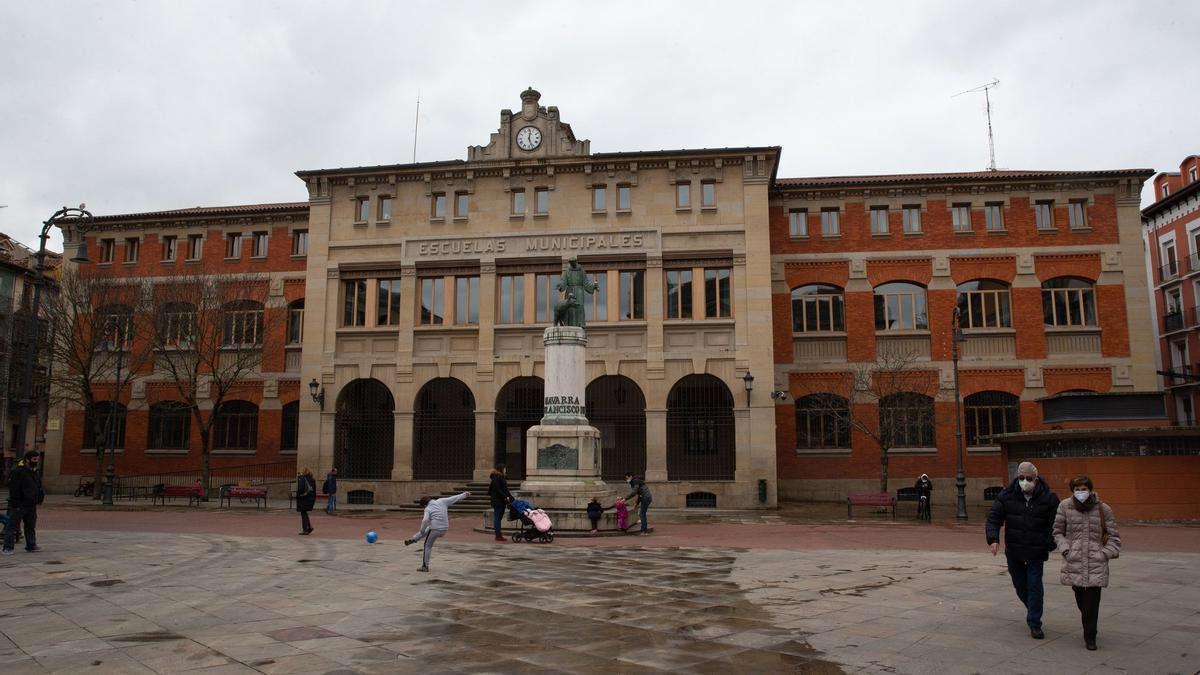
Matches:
[519,424,615,510]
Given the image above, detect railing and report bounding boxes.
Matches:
[1160,258,1185,283]
[111,459,296,500]
[1163,364,1194,388]
[1163,306,1199,333]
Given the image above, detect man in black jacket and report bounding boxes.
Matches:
[2,451,44,554]
[486,465,512,542]
[985,461,1059,639]
[624,472,652,535]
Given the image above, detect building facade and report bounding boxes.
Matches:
[47,90,1172,512]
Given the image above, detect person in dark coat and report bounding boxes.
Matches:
[985,461,1060,639]
[2,451,44,554]
[624,472,652,535]
[295,467,317,535]
[586,497,605,534]
[486,465,513,542]
[322,468,338,514]
[915,473,933,519]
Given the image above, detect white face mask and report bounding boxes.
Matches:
[1018,476,1037,493]
[1074,489,1090,503]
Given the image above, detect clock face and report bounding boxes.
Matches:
[516,126,542,151]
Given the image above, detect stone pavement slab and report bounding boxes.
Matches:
[0,525,1198,673]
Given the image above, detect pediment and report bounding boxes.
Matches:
[468,87,590,162]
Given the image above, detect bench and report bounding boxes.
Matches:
[220,485,268,509]
[847,492,895,519]
[153,484,204,507]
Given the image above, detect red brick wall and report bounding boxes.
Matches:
[1029,456,1200,521]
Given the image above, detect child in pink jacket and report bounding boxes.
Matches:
[613,498,629,532]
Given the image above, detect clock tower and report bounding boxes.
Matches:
[467,87,590,161]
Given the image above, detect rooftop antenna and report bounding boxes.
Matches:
[412,90,421,163]
[953,78,1000,171]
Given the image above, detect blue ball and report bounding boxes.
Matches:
[365,530,378,544]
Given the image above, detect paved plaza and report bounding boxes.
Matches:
[0,506,1198,674]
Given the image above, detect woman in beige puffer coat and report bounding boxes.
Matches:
[1052,475,1121,651]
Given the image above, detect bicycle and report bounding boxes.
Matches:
[73,478,95,498]
[917,494,931,521]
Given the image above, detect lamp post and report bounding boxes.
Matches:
[309,378,325,410]
[951,306,968,521]
[100,318,124,506]
[13,206,91,481]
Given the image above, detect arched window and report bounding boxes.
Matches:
[158,302,196,347]
[96,304,134,349]
[792,284,845,332]
[1042,277,1096,327]
[280,401,299,452]
[84,401,126,450]
[874,282,928,331]
[666,375,735,480]
[795,394,850,449]
[964,391,1020,446]
[213,400,258,450]
[148,401,191,450]
[413,378,475,480]
[221,300,264,346]
[880,393,934,448]
[956,280,1012,329]
[287,299,305,345]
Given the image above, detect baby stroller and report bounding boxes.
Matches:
[507,498,554,543]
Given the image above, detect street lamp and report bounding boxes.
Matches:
[100,318,124,506]
[741,371,754,407]
[951,306,968,521]
[309,378,325,410]
[14,206,91,486]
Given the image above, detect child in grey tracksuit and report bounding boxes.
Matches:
[406,492,469,571]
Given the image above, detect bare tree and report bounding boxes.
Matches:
[798,349,939,494]
[148,273,276,491]
[43,269,154,496]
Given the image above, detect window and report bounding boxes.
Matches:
[342,280,367,327]
[1191,168,1198,184]
[704,268,731,318]
[221,300,264,346]
[1162,240,1179,279]
[158,302,195,347]
[902,206,921,234]
[791,284,844,332]
[821,208,840,236]
[789,209,808,237]
[84,401,126,450]
[619,270,645,320]
[148,402,190,450]
[97,305,134,350]
[984,203,1004,231]
[251,231,268,258]
[795,395,850,449]
[356,197,369,222]
[280,401,299,453]
[874,282,928,330]
[511,189,526,215]
[225,233,242,259]
[956,280,1012,329]
[123,238,139,263]
[1067,200,1087,229]
[593,186,606,211]
[951,204,972,232]
[161,235,177,262]
[534,187,549,214]
[870,207,889,234]
[880,393,934,448]
[378,197,392,222]
[617,184,631,210]
[376,279,401,326]
[666,270,693,319]
[455,276,479,325]
[676,181,691,208]
[1162,184,1170,199]
[187,234,204,260]
[535,272,562,323]
[431,193,446,219]
[498,274,525,324]
[455,192,469,218]
[287,299,305,344]
[1035,200,1055,230]
[100,238,115,264]
[213,400,257,451]
[420,277,445,325]
[964,391,1020,446]
[584,272,607,323]
[701,181,716,208]
[291,230,308,256]
[1041,277,1097,327]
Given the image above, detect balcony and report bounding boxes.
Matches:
[1160,257,1186,284]
[1161,363,1198,389]
[1162,306,1199,334]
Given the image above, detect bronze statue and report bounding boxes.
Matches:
[553,257,596,329]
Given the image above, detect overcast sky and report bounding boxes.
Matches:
[1,1,1195,252]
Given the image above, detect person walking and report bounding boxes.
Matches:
[985,461,1060,639]
[2,451,44,555]
[406,491,470,572]
[322,468,338,514]
[295,468,317,535]
[486,465,512,542]
[915,473,933,520]
[623,472,652,535]
[1053,475,1121,651]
